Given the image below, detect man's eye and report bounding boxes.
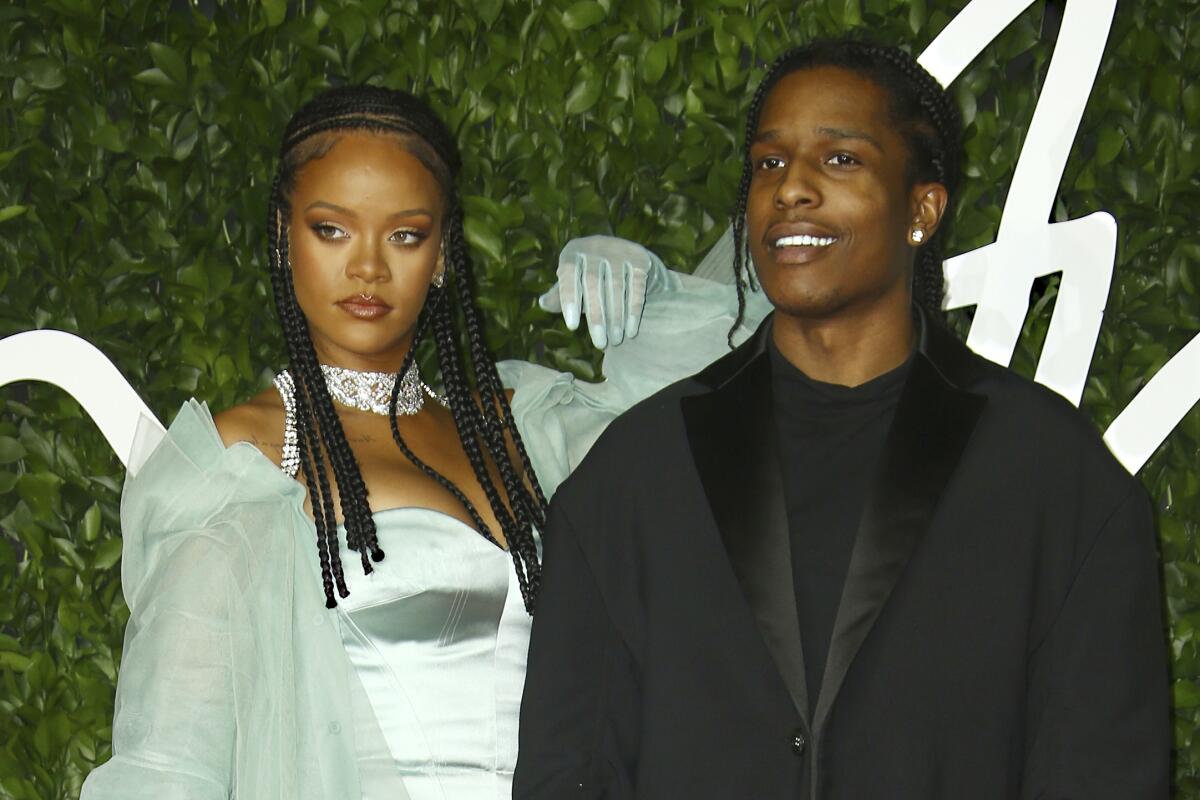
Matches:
[312,223,347,240]
[826,152,860,167]
[757,156,785,170]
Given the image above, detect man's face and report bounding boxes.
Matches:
[746,66,935,322]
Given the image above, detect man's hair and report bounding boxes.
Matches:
[268,85,546,611]
[730,38,964,336]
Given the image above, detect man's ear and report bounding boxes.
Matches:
[909,181,949,243]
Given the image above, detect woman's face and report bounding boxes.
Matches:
[746,66,946,321]
[287,130,446,371]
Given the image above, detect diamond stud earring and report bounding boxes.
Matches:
[910,228,925,244]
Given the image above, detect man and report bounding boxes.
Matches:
[514,39,1168,799]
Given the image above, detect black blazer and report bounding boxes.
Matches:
[514,312,1169,799]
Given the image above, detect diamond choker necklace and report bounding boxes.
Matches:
[320,363,447,416]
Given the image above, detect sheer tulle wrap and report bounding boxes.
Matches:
[81,401,408,800]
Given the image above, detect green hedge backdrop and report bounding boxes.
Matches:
[1,0,1197,796]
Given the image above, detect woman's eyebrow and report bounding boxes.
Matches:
[305,200,354,215]
[304,200,434,219]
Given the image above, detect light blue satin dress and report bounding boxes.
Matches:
[335,509,528,800]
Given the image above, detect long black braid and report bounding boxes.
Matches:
[730,38,963,338]
[266,86,547,611]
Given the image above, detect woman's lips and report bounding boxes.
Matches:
[337,295,391,320]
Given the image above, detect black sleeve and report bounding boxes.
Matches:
[514,495,639,799]
[1021,485,1170,799]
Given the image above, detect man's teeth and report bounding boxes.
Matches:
[775,234,837,248]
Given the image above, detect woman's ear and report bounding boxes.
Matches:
[432,242,446,288]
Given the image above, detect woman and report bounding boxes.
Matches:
[80,86,746,799]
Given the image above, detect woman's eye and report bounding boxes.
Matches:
[757,156,785,171]
[389,229,426,245]
[826,152,860,167]
[312,223,348,240]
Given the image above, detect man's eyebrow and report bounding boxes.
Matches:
[751,127,884,150]
[816,126,883,150]
[752,128,782,145]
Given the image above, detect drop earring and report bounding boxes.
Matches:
[432,244,446,287]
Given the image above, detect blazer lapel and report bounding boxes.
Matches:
[813,314,987,733]
[681,319,809,719]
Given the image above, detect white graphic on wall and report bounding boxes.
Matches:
[0,0,1197,475]
[0,330,163,476]
[921,0,1199,473]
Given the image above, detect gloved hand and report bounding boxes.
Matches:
[538,235,668,349]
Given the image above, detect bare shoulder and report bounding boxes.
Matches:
[213,385,287,466]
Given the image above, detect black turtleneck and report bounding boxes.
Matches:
[768,338,911,715]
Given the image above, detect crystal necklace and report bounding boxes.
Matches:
[320,363,447,416]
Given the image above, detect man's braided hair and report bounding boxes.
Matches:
[267,85,546,611]
[730,38,963,336]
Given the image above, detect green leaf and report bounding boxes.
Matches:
[92,538,123,571]
[1096,126,1126,166]
[464,215,505,263]
[262,0,287,26]
[1182,82,1200,126]
[172,112,200,160]
[1149,67,1180,111]
[52,537,86,571]
[148,42,188,86]
[1174,680,1200,708]
[908,0,928,35]
[0,436,24,463]
[642,40,670,84]
[91,124,127,153]
[843,0,863,26]
[82,503,102,543]
[564,67,604,115]
[133,67,174,87]
[17,472,63,517]
[562,0,606,30]
[0,651,32,673]
[0,205,29,224]
[0,147,27,171]
[25,58,67,90]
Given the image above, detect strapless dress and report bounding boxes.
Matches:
[336,508,528,800]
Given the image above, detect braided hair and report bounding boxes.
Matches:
[267,85,547,611]
[730,38,963,337]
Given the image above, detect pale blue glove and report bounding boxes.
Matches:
[538,235,669,349]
